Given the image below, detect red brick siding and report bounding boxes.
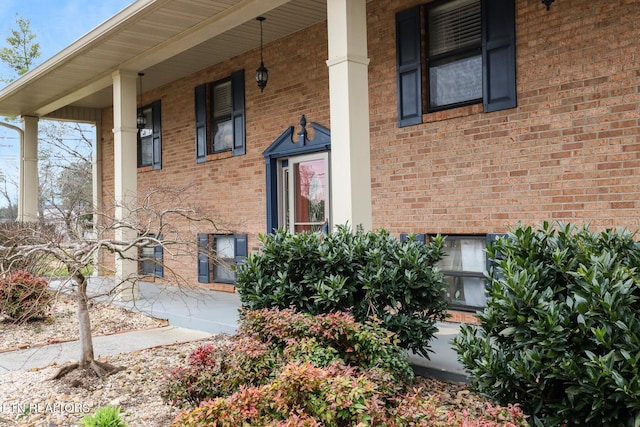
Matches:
[368,0,640,236]
[99,0,640,302]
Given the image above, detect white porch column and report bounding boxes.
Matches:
[112,70,139,301]
[19,116,39,222]
[326,0,372,231]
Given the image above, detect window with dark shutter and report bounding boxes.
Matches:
[139,234,163,278]
[395,0,516,123]
[137,100,162,168]
[195,70,245,161]
[197,233,248,284]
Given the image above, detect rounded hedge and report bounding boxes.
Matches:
[453,222,640,427]
[235,225,450,358]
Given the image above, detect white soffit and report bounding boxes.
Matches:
[0,0,327,118]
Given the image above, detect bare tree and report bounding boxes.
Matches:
[0,170,18,221]
[0,187,226,377]
[38,121,93,228]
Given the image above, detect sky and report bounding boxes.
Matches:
[0,0,135,202]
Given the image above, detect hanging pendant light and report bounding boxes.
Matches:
[137,72,147,129]
[255,17,268,92]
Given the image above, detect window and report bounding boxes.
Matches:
[138,100,161,169]
[139,235,163,278]
[212,81,233,152]
[438,235,487,309]
[427,0,482,110]
[197,233,248,284]
[195,70,245,162]
[396,0,516,126]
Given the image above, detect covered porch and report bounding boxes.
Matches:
[0,0,374,295]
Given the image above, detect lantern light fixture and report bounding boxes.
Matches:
[137,72,147,129]
[255,16,268,92]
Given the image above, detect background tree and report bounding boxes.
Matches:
[0,14,40,82]
[0,14,92,227]
[37,120,93,231]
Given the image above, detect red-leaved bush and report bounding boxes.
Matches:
[0,270,52,322]
[165,308,528,426]
[173,361,528,427]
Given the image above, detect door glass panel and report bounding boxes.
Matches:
[293,158,327,232]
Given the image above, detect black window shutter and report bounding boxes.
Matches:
[195,84,207,163]
[151,100,162,170]
[197,233,211,283]
[154,240,164,278]
[396,6,423,128]
[231,70,246,156]
[234,234,248,265]
[482,0,517,112]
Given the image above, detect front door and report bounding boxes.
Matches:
[263,116,332,233]
[279,152,330,233]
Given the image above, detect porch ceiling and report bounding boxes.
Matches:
[0,0,327,119]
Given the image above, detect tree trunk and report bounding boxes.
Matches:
[76,275,94,369]
[52,272,124,380]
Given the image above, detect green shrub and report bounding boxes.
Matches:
[80,405,127,427]
[162,308,413,409]
[0,270,53,322]
[453,222,640,427]
[235,225,449,357]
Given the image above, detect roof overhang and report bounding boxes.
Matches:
[0,0,327,120]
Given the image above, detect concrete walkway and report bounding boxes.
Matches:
[0,326,211,372]
[0,278,467,381]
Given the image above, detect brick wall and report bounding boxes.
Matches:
[99,0,640,297]
[369,0,640,236]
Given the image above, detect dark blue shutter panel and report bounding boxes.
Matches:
[482,0,517,112]
[197,233,211,283]
[154,244,164,278]
[231,70,246,156]
[396,6,423,127]
[234,234,248,264]
[152,100,162,170]
[195,84,207,163]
